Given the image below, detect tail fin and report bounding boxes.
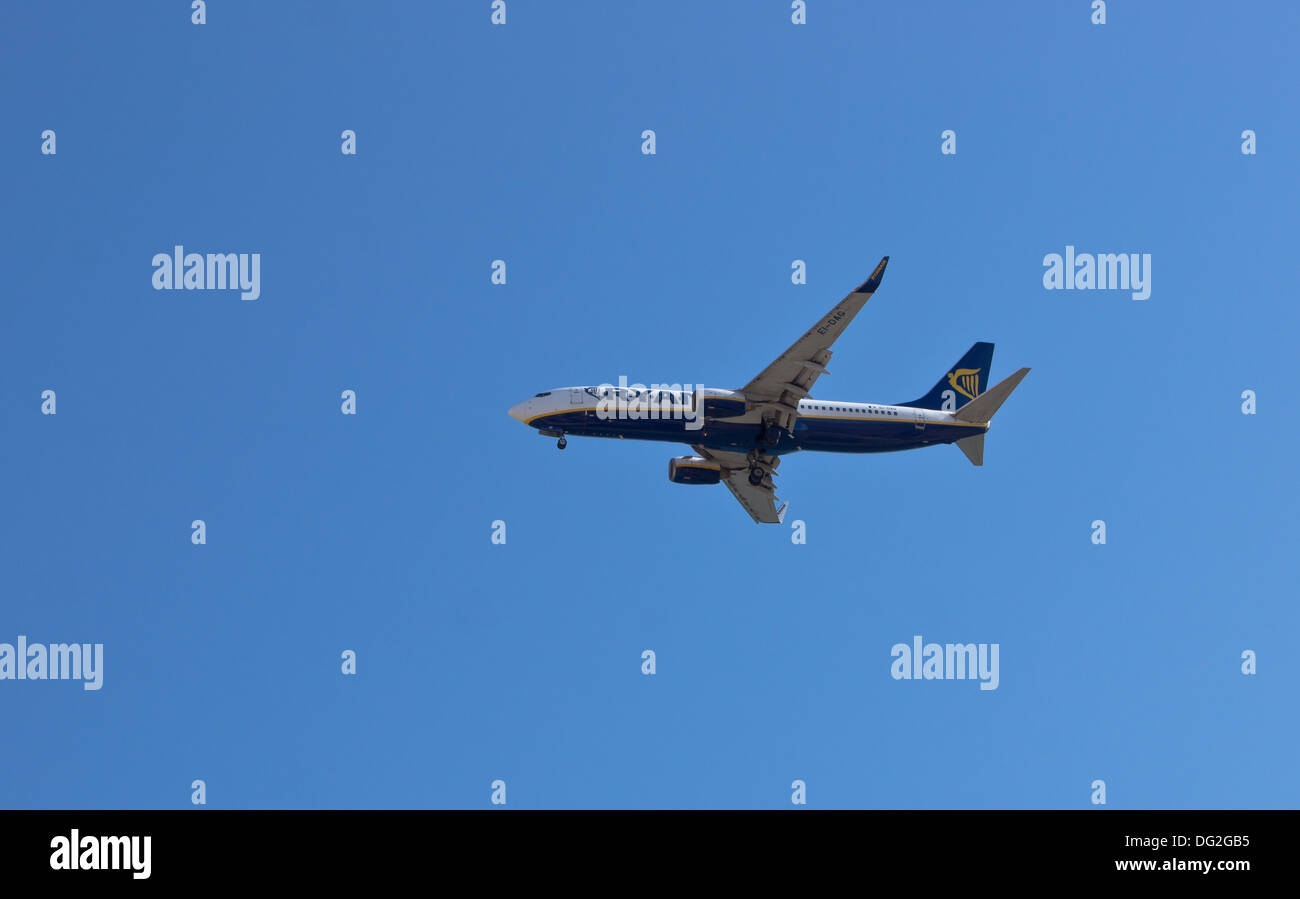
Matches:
[898,342,995,411]
[954,367,1030,423]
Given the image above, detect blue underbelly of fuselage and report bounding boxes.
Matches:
[529,410,983,455]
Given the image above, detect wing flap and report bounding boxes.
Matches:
[691,446,787,524]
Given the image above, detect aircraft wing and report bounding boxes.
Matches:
[691,445,787,524]
[739,256,889,431]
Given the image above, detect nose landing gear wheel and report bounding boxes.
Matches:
[557,436,567,450]
[747,466,765,486]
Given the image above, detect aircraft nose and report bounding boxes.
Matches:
[508,400,530,423]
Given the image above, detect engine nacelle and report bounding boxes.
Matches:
[668,455,721,485]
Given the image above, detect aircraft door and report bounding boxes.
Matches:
[570,387,587,431]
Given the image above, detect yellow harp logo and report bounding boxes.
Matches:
[947,368,981,400]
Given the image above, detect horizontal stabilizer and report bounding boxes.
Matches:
[955,433,984,466]
[954,367,1030,423]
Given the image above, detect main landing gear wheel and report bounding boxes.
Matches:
[557,436,567,450]
[748,466,765,486]
[761,424,782,447]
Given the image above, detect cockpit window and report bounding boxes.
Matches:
[534,392,551,398]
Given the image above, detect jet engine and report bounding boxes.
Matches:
[668,456,721,485]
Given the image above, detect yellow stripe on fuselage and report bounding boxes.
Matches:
[525,407,987,429]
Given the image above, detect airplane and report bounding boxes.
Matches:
[507,257,1030,523]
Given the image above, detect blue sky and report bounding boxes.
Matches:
[2,1,1296,809]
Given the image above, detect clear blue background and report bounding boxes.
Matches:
[2,1,1296,809]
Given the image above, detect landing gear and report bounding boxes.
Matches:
[761,423,782,447]
[748,466,765,486]
[557,436,567,450]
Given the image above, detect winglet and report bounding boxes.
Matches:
[776,501,789,524]
[854,256,890,294]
